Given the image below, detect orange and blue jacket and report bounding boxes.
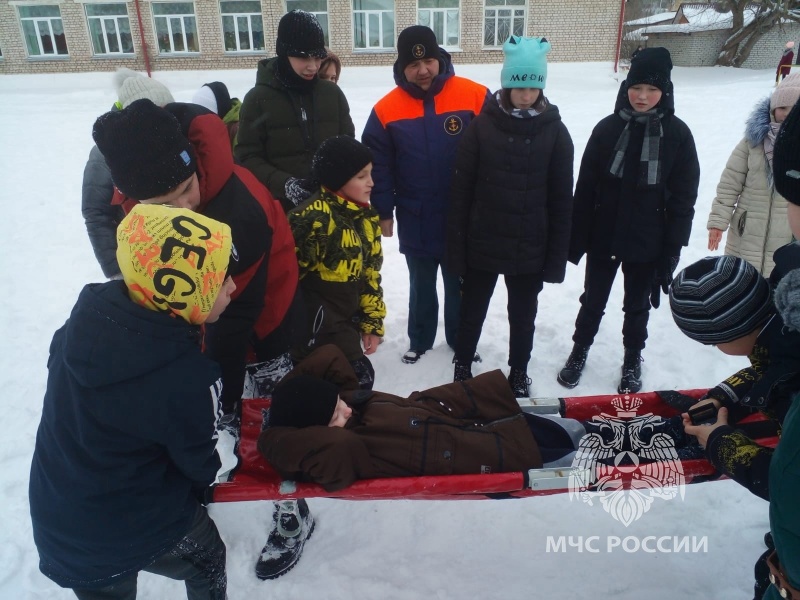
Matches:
[362,53,489,258]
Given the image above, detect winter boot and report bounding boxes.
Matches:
[508,368,532,398]
[557,344,590,389]
[255,499,315,580]
[618,348,643,394]
[453,362,473,382]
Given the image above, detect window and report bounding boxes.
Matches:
[418,0,459,49]
[152,2,199,53]
[483,0,524,47]
[353,0,394,50]
[18,5,68,57]
[86,3,133,55]
[220,1,263,52]
[287,0,329,47]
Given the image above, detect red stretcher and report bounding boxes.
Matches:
[210,389,779,502]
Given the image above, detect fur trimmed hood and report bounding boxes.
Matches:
[745,96,773,148]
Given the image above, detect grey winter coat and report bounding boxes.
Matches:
[707,97,794,276]
[81,145,124,278]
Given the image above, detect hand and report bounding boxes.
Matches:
[708,228,723,251]
[379,218,394,238]
[284,177,314,207]
[682,406,729,448]
[361,333,382,355]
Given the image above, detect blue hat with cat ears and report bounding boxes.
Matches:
[501,36,550,89]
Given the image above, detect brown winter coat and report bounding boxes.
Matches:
[258,345,542,491]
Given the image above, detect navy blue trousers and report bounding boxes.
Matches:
[405,255,461,352]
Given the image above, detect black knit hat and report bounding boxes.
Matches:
[396,25,442,72]
[627,47,673,92]
[774,101,800,205]
[276,10,327,59]
[269,374,340,428]
[669,256,774,345]
[312,135,373,193]
[92,99,196,200]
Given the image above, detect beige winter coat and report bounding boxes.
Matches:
[707,98,793,276]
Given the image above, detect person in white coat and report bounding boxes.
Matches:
[706,73,800,276]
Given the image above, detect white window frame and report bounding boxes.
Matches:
[152,2,200,54]
[286,0,329,47]
[418,0,459,50]
[85,2,134,55]
[17,4,69,57]
[353,0,395,51]
[220,1,264,52]
[483,0,525,48]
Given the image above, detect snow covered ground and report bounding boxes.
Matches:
[0,61,778,599]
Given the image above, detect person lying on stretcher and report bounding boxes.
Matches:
[257,344,590,492]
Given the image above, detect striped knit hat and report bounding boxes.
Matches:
[669,256,774,345]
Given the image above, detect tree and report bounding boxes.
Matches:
[716,1,800,67]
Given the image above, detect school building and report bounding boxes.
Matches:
[0,0,622,74]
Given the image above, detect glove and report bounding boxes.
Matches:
[284,177,314,207]
[650,255,680,309]
[649,281,662,309]
[656,255,680,294]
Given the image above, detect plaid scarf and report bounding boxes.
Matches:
[495,90,544,119]
[609,108,665,186]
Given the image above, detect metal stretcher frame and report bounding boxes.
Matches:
[210,389,779,503]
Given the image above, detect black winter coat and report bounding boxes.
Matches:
[29,282,222,589]
[447,96,574,280]
[569,84,700,264]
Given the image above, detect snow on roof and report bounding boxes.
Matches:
[626,3,760,37]
[625,11,677,27]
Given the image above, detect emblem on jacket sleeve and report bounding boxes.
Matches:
[444,115,463,136]
[568,395,685,526]
[412,44,426,58]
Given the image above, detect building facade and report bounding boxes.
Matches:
[0,0,621,74]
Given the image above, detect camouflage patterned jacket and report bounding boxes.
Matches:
[703,243,800,500]
[288,189,385,361]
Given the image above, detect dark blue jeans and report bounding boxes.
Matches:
[572,255,655,351]
[405,255,461,352]
[72,506,226,600]
[455,268,544,370]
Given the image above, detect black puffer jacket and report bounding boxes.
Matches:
[569,82,700,264]
[446,95,574,280]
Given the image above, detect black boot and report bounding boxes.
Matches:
[453,362,473,382]
[508,368,531,398]
[557,344,590,389]
[618,348,643,394]
[255,499,315,580]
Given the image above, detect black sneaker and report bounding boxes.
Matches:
[618,348,643,394]
[255,499,315,580]
[402,350,425,364]
[508,368,532,398]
